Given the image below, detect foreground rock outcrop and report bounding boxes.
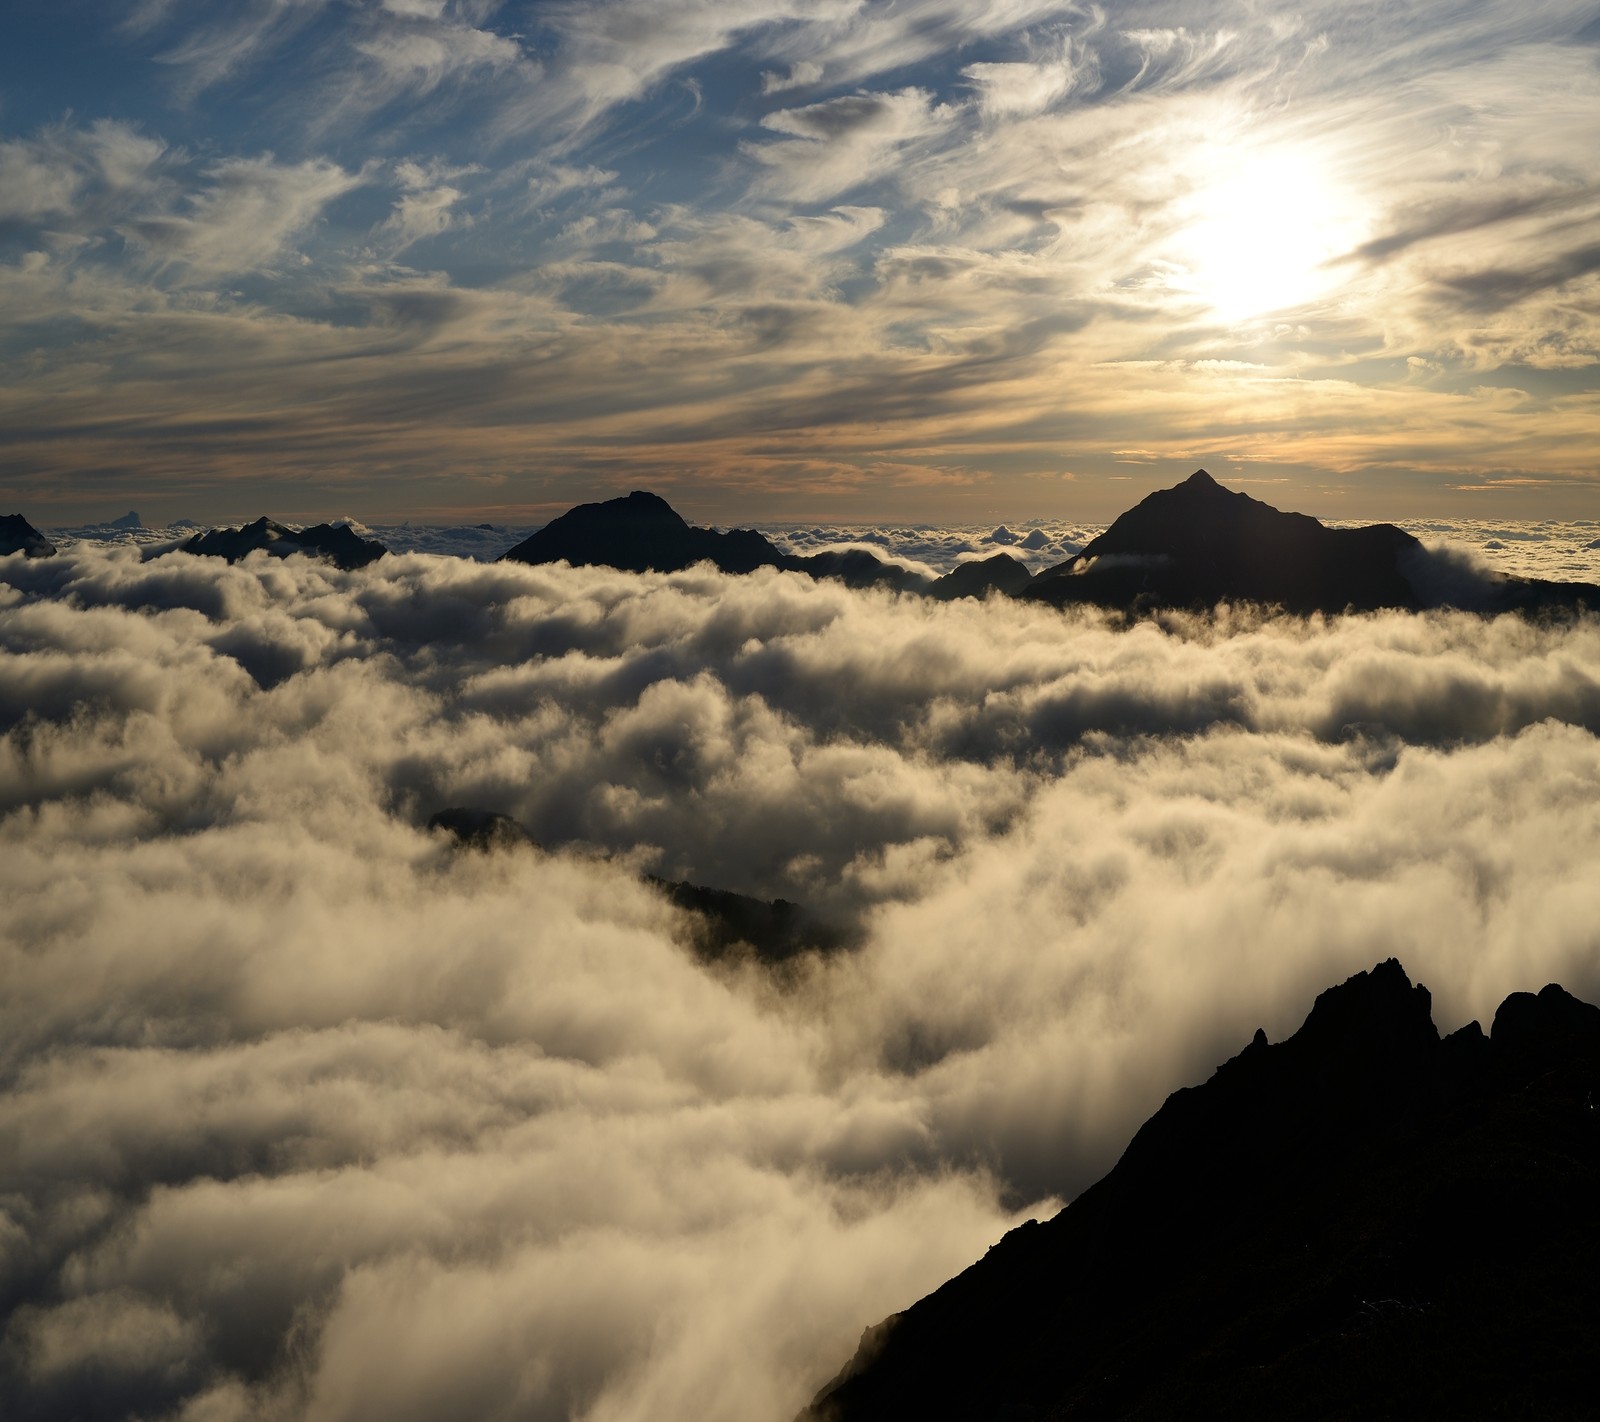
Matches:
[176,517,388,570]
[0,515,57,558]
[807,960,1600,1420]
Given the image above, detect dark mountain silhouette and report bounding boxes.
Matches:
[929,552,1034,601]
[499,479,1596,616]
[1026,469,1599,616]
[498,490,1034,600]
[501,491,790,575]
[799,546,932,593]
[1028,470,1422,613]
[0,515,57,558]
[807,960,1600,1421]
[499,491,928,593]
[427,807,846,964]
[108,511,143,530]
[177,517,388,570]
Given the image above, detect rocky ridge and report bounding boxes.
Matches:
[176,517,388,570]
[805,959,1600,1420]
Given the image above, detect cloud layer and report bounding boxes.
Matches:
[3,547,1599,1419]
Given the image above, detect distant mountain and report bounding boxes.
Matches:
[805,959,1600,1420]
[800,546,931,593]
[1028,469,1422,613]
[0,514,57,558]
[427,806,846,963]
[108,511,143,530]
[177,517,388,570]
[1026,469,1599,616]
[928,552,1034,601]
[500,490,927,593]
[504,479,1598,617]
[501,491,790,575]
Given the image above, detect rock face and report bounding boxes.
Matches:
[1028,469,1423,613]
[806,960,1600,1420]
[179,517,388,570]
[0,515,57,559]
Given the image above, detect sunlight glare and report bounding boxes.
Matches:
[1173,148,1360,322]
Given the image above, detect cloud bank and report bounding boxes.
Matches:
[3,547,1599,1419]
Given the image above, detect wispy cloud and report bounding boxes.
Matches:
[121,154,366,281]
[1,0,1598,518]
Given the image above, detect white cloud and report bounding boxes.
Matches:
[761,60,824,94]
[379,158,480,251]
[155,0,334,99]
[352,20,524,97]
[0,120,167,223]
[120,154,364,281]
[0,143,85,223]
[964,57,1084,119]
[751,89,952,203]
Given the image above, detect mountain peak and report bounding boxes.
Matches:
[501,489,769,574]
[0,513,58,559]
[1029,470,1422,614]
[624,490,677,511]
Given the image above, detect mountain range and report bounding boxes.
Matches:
[804,959,1600,1420]
[174,516,388,570]
[8,473,1598,614]
[499,489,943,595]
[502,475,1599,616]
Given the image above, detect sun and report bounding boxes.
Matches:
[1170,146,1360,322]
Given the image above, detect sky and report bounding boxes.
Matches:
[2,0,1599,525]
[4,542,1600,1419]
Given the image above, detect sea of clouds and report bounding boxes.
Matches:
[4,542,1600,1421]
